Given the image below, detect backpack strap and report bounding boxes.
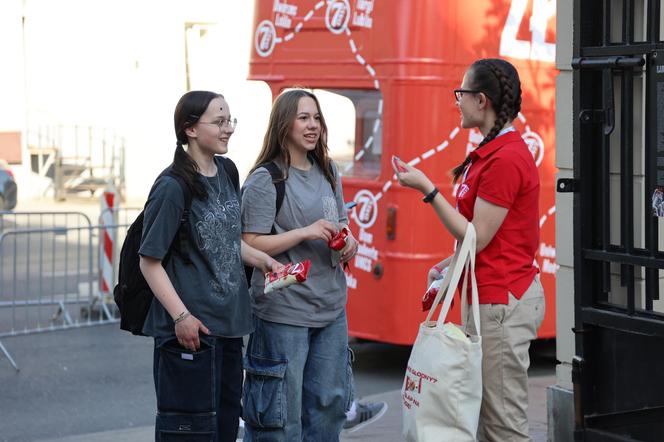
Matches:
[243,161,284,284]
[162,170,193,265]
[219,156,239,192]
[261,161,285,215]
[257,162,285,236]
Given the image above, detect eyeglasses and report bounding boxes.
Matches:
[453,89,481,102]
[199,117,238,130]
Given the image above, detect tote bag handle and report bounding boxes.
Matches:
[423,223,480,336]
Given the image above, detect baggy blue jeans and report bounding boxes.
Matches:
[242,311,353,442]
[153,335,243,442]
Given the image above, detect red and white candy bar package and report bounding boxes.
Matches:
[421,287,437,312]
[328,227,349,251]
[264,260,311,294]
[422,268,448,312]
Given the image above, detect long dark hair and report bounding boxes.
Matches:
[172,90,224,199]
[452,59,522,183]
[251,89,336,191]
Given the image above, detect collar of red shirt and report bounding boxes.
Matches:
[468,130,522,162]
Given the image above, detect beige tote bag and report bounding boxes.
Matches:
[401,223,482,442]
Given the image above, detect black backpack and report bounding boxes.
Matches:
[114,158,239,336]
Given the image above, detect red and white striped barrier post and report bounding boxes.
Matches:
[99,182,119,303]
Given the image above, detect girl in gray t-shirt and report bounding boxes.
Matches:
[139,91,281,442]
[241,89,359,441]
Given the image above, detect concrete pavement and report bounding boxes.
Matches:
[36,376,553,442]
[4,199,554,441]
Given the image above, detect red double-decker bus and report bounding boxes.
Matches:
[249,0,557,345]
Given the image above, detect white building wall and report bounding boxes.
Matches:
[0,0,28,167]
[0,0,272,200]
[548,0,575,440]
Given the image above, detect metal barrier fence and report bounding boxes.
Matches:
[0,209,139,371]
[0,211,93,232]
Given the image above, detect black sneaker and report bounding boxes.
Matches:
[342,401,388,433]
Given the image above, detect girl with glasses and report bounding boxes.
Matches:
[395,59,545,442]
[139,90,282,442]
[240,88,359,441]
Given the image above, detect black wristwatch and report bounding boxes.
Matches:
[422,187,439,203]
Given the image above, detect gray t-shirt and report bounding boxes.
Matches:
[241,161,348,327]
[139,157,252,338]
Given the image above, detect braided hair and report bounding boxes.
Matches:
[452,59,522,183]
[172,91,224,200]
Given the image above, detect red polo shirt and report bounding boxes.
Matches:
[456,130,539,304]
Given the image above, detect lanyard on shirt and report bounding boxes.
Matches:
[462,162,472,185]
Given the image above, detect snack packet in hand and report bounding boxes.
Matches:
[264,260,311,294]
[329,227,350,268]
[328,227,349,251]
[422,287,438,312]
[422,267,448,311]
[392,155,408,173]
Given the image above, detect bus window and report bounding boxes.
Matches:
[313,89,382,179]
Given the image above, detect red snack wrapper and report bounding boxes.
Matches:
[328,227,349,251]
[264,260,311,294]
[422,287,438,312]
[421,272,447,312]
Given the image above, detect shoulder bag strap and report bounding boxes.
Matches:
[424,223,479,334]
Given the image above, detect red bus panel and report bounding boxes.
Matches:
[249,0,557,345]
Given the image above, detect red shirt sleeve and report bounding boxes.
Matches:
[476,153,523,209]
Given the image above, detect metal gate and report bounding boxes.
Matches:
[568,1,664,440]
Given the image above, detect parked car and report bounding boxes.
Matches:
[0,160,17,210]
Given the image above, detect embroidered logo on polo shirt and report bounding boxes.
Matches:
[458,184,470,199]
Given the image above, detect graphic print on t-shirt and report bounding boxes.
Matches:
[195,198,242,297]
[322,196,338,223]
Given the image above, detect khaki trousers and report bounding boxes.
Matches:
[465,275,546,442]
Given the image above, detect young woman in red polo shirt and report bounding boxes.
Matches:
[395,58,545,442]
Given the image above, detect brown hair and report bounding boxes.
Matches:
[251,89,336,191]
[452,59,522,183]
[172,90,224,199]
